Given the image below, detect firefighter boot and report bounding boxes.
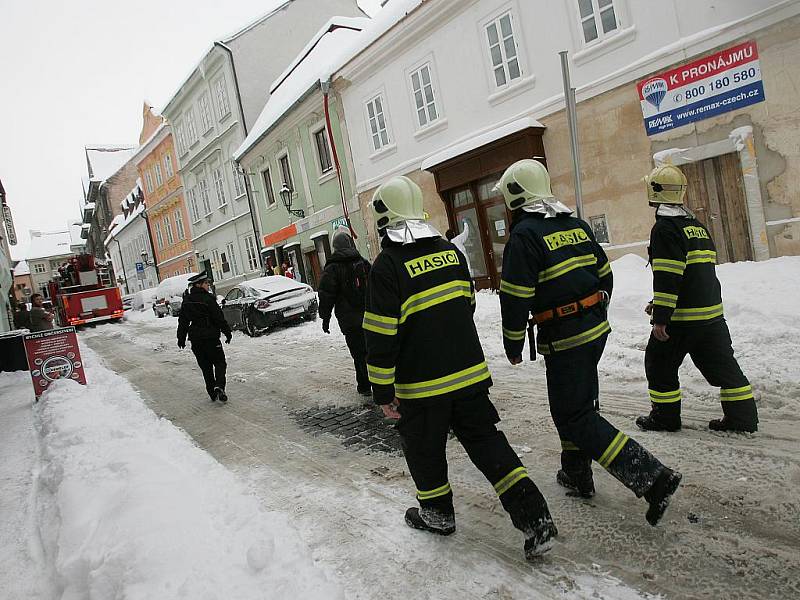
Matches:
[708,418,757,433]
[557,452,594,498]
[404,506,456,536]
[644,468,682,526]
[710,397,758,433]
[501,481,558,559]
[557,469,595,499]
[636,403,681,432]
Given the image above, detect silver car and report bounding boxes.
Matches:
[221,276,318,337]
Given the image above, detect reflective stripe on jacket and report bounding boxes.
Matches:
[648,216,723,327]
[364,237,490,404]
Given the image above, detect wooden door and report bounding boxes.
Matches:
[306,250,321,290]
[681,154,752,263]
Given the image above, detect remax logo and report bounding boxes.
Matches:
[642,78,668,109]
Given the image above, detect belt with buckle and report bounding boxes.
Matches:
[534,291,605,325]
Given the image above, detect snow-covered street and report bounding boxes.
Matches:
[3,255,800,599]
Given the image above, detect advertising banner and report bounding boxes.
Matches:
[637,41,765,136]
[23,326,87,398]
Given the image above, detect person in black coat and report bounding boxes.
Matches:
[177,272,232,402]
[318,228,372,395]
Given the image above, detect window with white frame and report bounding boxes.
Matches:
[278,154,293,190]
[198,93,213,133]
[262,168,276,207]
[365,94,390,152]
[145,170,154,193]
[212,167,227,206]
[185,108,198,145]
[410,63,440,128]
[154,220,163,249]
[214,77,231,119]
[34,263,46,274]
[198,178,212,215]
[164,153,174,178]
[230,161,245,197]
[188,188,200,222]
[175,123,187,156]
[485,12,521,88]
[165,214,175,245]
[211,248,223,280]
[312,127,333,174]
[174,208,185,240]
[578,0,619,44]
[244,235,258,271]
[225,242,240,276]
[154,162,163,187]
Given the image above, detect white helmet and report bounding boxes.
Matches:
[644,164,688,205]
[494,159,555,211]
[370,176,425,230]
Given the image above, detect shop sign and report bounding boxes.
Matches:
[638,41,765,136]
[23,326,87,399]
[263,223,298,246]
[2,204,16,245]
[331,217,348,231]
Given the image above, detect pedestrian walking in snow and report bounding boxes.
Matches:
[497,159,681,526]
[318,227,372,396]
[177,271,232,403]
[364,176,557,559]
[637,165,759,433]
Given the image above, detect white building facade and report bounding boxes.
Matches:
[162,0,365,294]
[106,185,158,294]
[336,0,800,288]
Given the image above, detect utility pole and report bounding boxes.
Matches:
[559,51,584,219]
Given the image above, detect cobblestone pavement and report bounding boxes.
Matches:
[292,404,403,454]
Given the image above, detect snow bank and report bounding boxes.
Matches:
[35,347,343,600]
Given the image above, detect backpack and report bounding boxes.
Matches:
[343,259,369,311]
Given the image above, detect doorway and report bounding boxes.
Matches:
[681,153,752,263]
[449,173,511,290]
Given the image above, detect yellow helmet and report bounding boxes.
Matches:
[371,176,424,229]
[644,164,687,205]
[494,159,554,211]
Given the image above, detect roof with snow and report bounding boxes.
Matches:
[13,260,30,276]
[26,230,75,261]
[105,182,146,245]
[85,145,137,182]
[234,17,370,160]
[161,1,304,115]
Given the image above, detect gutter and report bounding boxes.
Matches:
[214,41,264,271]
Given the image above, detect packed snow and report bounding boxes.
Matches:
[2,254,799,598]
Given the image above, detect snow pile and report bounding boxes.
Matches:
[35,347,343,599]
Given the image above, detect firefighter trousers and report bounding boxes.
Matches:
[396,390,552,530]
[344,331,370,392]
[544,335,664,497]
[645,319,758,428]
[191,338,227,399]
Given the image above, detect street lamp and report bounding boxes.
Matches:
[279,183,304,218]
[140,250,152,266]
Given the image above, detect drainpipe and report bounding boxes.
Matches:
[139,204,161,283]
[113,237,130,294]
[214,41,264,270]
[559,50,584,219]
[321,79,357,240]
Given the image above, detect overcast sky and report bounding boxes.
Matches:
[0,0,380,260]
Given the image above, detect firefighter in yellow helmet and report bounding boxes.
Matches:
[497,159,681,526]
[363,175,558,559]
[638,164,759,432]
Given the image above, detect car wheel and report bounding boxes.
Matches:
[244,314,258,337]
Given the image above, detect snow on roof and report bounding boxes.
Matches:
[13,260,30,276]
[26,230,74,261]
[420,117,545,170]
[85,146,137,182]
[105,185,146,245]
[234,18,370,160]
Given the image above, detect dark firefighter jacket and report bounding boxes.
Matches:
[363,236,490,405]
[499,211,613,357]
[318,247,371,335]
[177,286,232,345]
[649,214,723,327]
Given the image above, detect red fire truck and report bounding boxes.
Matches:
[47,254,125,327]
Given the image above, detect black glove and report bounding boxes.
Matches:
[225,333,232,344]
[322,318,330,334]
[177,340,185,349]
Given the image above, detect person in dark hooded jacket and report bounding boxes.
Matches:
[318,227,372,395]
